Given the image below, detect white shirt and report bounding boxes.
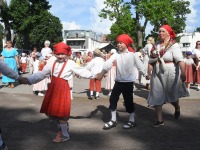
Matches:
[103,49,145,82]
[20,56,27,63]
[28,59,94,84]
[41,47,52,58]
[85,57,104,78]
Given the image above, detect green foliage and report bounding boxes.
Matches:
[8,0,62,50]
[29,11,63,50]
[99,0,191,47]
[0,24,4,49]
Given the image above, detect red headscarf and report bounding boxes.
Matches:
[116,34,135,52]
[159,25,176,39]
[53,42,72,56]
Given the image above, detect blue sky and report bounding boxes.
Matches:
[48,0,200,35]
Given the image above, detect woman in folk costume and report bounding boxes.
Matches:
[105,49,117,97]
[146,25,187,127]
[193,41,200,91]
[184,51,196,94]
[20,42,94,142]
[87,48,105,100]
[96,34,146,130]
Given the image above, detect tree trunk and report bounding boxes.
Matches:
[137,30,143,47]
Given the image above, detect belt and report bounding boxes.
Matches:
[164,61,173,63]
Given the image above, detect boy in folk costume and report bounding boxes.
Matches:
[19,42,94,142]
[96,34,146,129]
[87,48,104,100]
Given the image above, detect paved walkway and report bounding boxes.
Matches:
[0,76,200,150]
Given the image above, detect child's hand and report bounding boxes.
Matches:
[18,77,29,84]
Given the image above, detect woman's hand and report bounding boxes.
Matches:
[180,73,186,82]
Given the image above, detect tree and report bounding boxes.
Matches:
[99,0,191,47]
[29,11,63,49]
[0,0,12,41]
[9,0,62,50]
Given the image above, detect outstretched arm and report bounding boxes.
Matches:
[0,60,19,80]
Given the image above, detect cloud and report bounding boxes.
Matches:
[185,0,200,32]
[62,21,81,30]
[90,0,114,34]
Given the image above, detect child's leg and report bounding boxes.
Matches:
[59,120,70,139]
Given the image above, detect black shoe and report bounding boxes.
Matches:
[88,95,93,100]
[0,142,8,150]
[152,121,164,128]
[103,120,117,130]
[95,96,99,100]
[174,110,180,119]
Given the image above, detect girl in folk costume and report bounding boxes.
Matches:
[105,49,117,97]
[184,51,196,94]
[96,34,146,130]
[87,48,105,100]
[20,53,28,74]
[20,42,94,142]
[32,55,48,96]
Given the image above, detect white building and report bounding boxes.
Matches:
[178,32,200,52]
[63,30,109,54]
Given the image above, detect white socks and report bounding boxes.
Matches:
[129,112,135,122]
[90,91,93,96]
[96,92,99,97]
[0,134,3,146]
[60,123,69,138]
[111,110,117,121]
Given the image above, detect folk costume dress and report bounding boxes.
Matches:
[184,57,194,83]
[105,54,116,91]
[1,48,18,84]
[27,59,93,118]
[147,40,188,106]
[193,49,200,84]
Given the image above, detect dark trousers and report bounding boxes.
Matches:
[109,81,135,113]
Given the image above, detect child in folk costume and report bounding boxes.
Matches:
[96,34,146,130]
[20,42,94,142]
[87,48,104,100]
[20,53,28,74]
[32,55,48,96]
[105,49,117,97]
[184,51,196,94]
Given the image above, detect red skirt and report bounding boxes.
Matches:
[21,63,27,72]
[193,67,200,84]
[40,76,71,117]
[185,64,193,83]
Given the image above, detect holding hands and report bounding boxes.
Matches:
[18,77,30,84]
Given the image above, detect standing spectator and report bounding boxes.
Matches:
[96,34,145,130]
[1,40,20,88]
[41,40,52,60]
[193,41,200,91]
[20,53,28,74]
[32,54,48,96]
[184,51,196,95]
[143,37,155,90]
[87,48,104,100]
[146,24,187,127]
[105,49,117,97]
[74,52,83,67]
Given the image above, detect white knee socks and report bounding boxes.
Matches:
[129,112,135,122]
[60,123,69,138]
[111,110,117,121]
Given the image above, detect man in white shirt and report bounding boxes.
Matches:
[96,34,146,130]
